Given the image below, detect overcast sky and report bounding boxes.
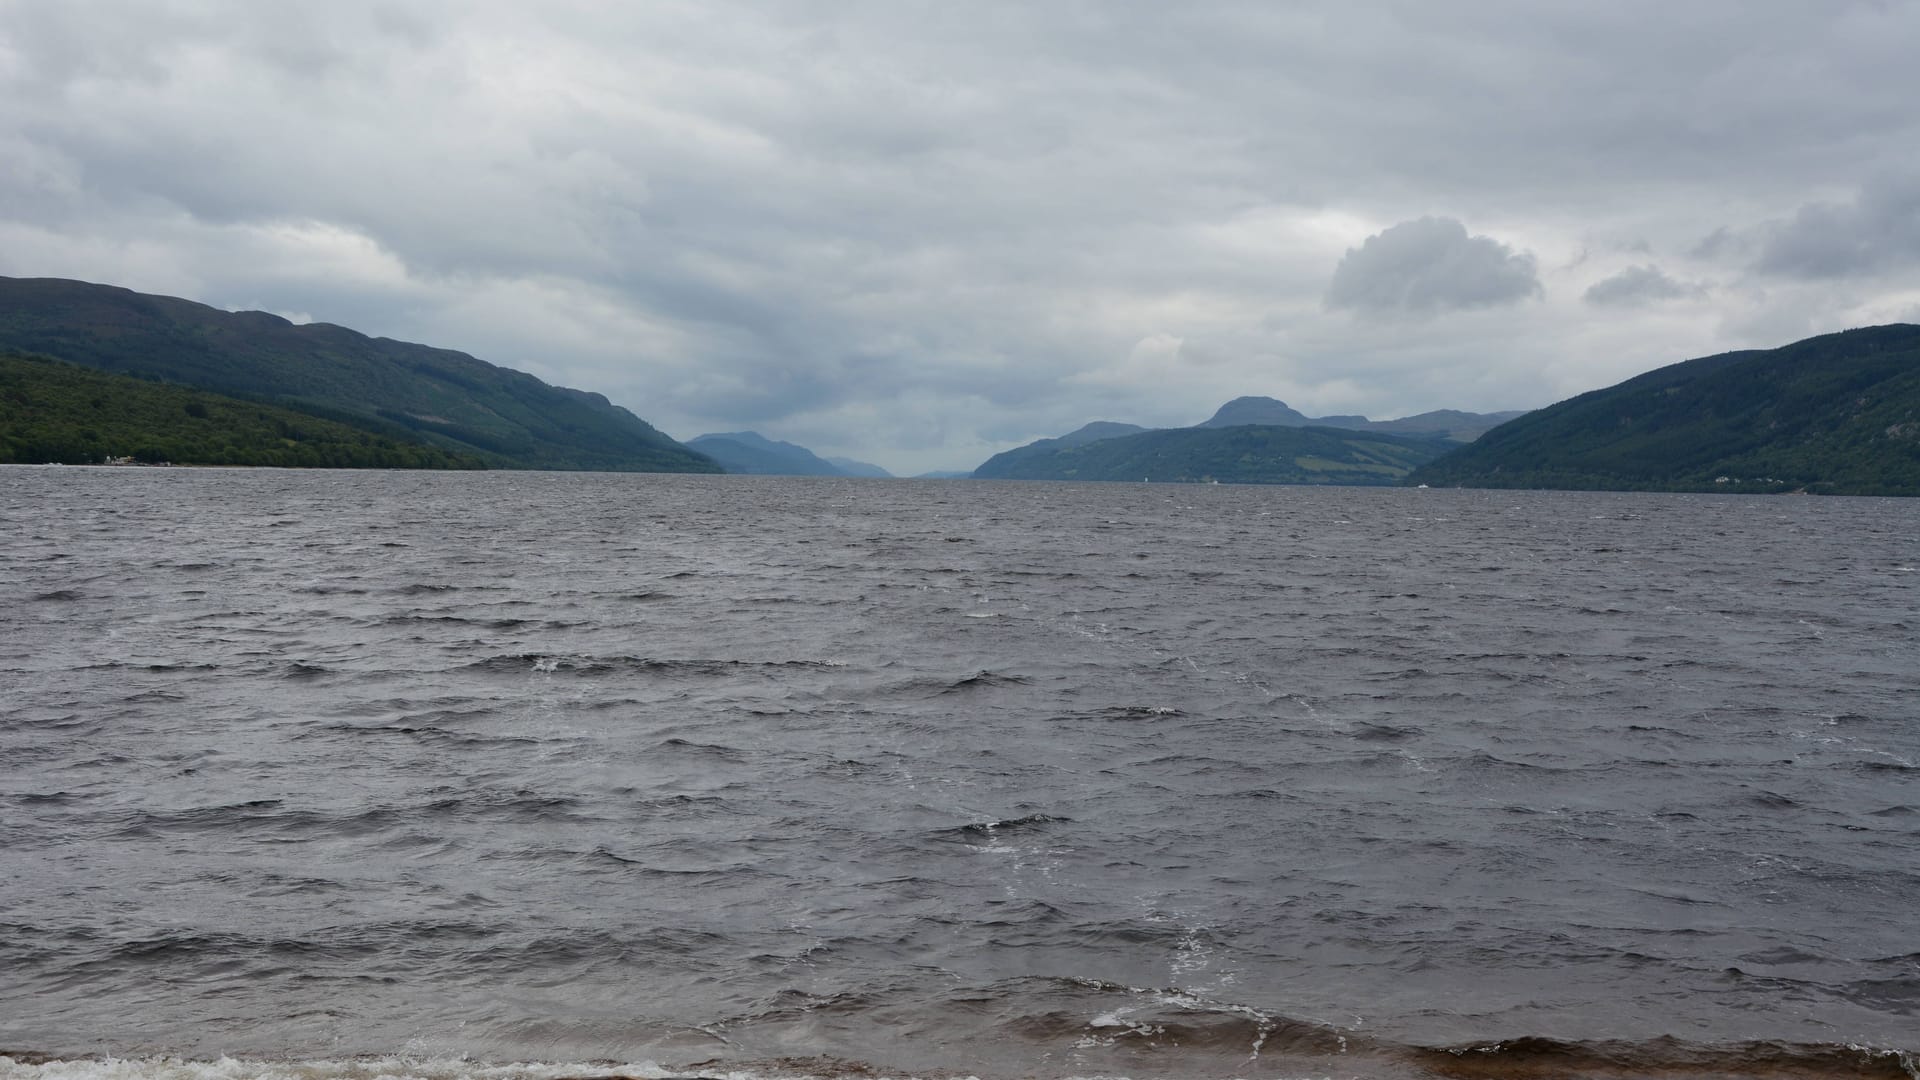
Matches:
[6,1,1920,473]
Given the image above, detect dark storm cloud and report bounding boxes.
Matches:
[1325,217,1542,316]
[1754,176,1920,279]
[1583,265,1707,307]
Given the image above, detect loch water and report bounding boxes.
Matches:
[2,467,1917,1080]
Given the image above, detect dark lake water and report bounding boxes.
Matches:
[2,467,1917,1080]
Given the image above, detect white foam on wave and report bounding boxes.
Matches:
[1074,1006,1166,1049]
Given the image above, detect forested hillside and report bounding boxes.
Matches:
[1408,325,1920,495]
[1,351,490,469]
[0,277,718,472]
[973,424,1448,484]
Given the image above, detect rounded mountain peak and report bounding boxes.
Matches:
[1200,396,1310,428]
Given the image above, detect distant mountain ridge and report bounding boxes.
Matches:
[1408,324,1920,495]
[683,432,897,477]
[826,456,893,478]
[973,424,1449,485]
[0,276,718,472]
[1200,396,1526,441]
[688,431,847,476]
[972,399,1524,483]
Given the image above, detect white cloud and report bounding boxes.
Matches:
[1326,217,1543,316]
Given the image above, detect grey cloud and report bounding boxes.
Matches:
[1326,217,1542,316]
[1688,226,1746,261]
[1755,176,1920,278]
[1583,265,1707,307]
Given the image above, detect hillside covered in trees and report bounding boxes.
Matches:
[972,423,1449,485]
[1408,324,1920,495]
[1,351,492,469]
[0,276,718,473]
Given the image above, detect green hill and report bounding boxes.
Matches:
[1362,407,1530,442]
[1407,324,1920,495]
[0,276,719,473]
[969,421,1153,477]
[1,351,491,469]
[972,424,1450,485]
[1051,420,1153,446]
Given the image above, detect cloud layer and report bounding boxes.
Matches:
[5,1,1920,472]
[1583,265,1707,307]
[1755,176,1920,279]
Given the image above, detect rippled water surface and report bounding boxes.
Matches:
[3,467,1917,1080]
